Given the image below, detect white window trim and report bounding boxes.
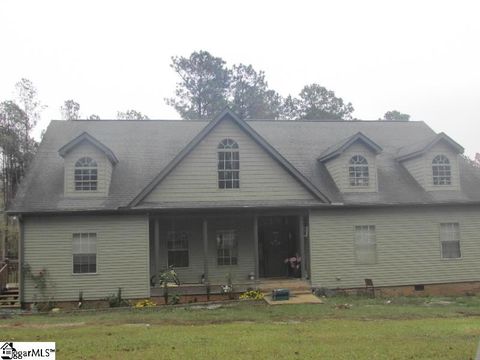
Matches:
[74,157,99,192]
[216,229,238,266]
[439,222,462,260]
[217,139,240,190]
[353,225,377,265]
[72,232,98,275]
[166,230,190,268]
[348,155,370,188]
[432,154,452,186]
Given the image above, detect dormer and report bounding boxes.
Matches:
[396,133,463,191]
[58,132,118,197]
[318,132,382,193]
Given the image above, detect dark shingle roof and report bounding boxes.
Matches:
[318,131,383,162]
[10,118,480,214]
[396,132,464,161]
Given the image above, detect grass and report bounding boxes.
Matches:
[2,295,480,359]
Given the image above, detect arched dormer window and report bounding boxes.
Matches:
[75,157,98,191]
[349,155,369,186]
[432,155,451,185]
[218,139,239,189]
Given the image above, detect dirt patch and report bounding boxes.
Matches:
[0,322,86,329]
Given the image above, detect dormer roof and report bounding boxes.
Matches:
[58,131,119,165]
[396,132,464,162]
[317,132,383,162]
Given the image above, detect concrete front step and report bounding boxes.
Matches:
[258,279,312,294]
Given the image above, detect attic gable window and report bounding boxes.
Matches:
[75,157,98,191]
[349,155,369,186]
[432,155,451,185]
[218,139,240,189]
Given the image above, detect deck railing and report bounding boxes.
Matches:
[0,259,18,293]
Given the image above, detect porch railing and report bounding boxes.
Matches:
[0,259,18,293]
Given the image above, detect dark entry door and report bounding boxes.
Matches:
[259,216,298,278]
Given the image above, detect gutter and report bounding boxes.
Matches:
[7,200,480,217]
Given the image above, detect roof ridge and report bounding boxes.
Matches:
[49,119,428,123]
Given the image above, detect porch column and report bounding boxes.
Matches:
[154,219,160,278]
[298,215,307,280]
[202,218,209,283]
[253,215,259,281]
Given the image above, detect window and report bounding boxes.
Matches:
[218,139,239,189]
[73,233,97,273]
[440,223,461,259]
[217,230,238,265]
[432,155,451,185]
[349,155,369,186]
[354,225,376,264]
[167,231,189,267]
[75,157,98,191]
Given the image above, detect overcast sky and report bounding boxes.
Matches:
[1,0,479,156]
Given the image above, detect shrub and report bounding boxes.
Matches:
[239,290,264,300]
[134,299,157,308]
[105,288,130,308]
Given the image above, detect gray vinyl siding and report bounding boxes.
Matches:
[23,215,149,302]
[143,119,315,203]
[401,142,460,191]
[324,143,378,193]
[63,142,113,197]
[309,205,480,289]
[151,215,255,285]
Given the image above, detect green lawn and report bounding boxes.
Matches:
[2,296,480,359]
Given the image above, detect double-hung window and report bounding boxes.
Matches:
[167,231,189,267]
[440,223,461,259]
[354,225,376,264]
[217,230,238,265]
[73,233,97,274]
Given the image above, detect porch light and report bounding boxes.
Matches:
[248,272,255,281]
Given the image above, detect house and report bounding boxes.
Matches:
[8,109,480,304]
[1,342,16,359]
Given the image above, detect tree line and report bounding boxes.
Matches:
[61,50,410,122]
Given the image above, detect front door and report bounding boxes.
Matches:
[258,216,298,278]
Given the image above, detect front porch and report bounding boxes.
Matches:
[149,212,311,296]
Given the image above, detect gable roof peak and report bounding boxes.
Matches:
[58,131,119,165]
[126,108,330,207]
[318,131,383,162]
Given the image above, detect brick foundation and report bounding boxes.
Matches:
[339,281,480,297]
[24,293,240,310]
[24,281,480,310]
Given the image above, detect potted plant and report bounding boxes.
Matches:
[284,254,301,278]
